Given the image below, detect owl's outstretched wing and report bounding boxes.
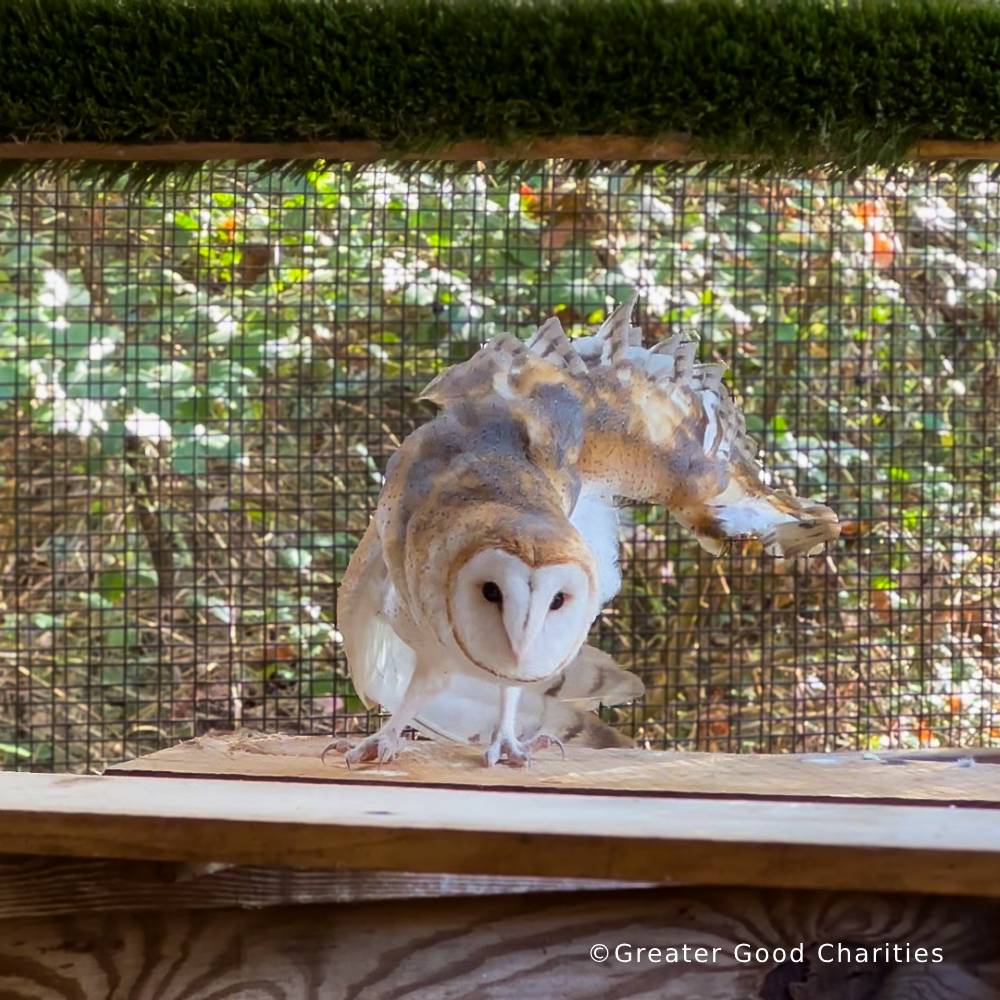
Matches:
[420,294,839,558]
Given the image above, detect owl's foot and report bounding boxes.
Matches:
[482,732,566,768]
[320,730,402,768]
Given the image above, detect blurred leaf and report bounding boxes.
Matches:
[0,360,27,399]
[278,547,312,570]
[171,427,241,477]
[98,570,126,603]
[104,627,140,650]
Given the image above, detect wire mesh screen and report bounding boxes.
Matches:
[0,163,998,772]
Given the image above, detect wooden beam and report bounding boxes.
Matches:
[1,136,1000,164]
[106,734,1000,808]
[0,136,699,163]
[1,887,997,998]
[2,771,1000,895]
[912,139,1000,161]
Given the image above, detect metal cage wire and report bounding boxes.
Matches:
[0,163,997,773]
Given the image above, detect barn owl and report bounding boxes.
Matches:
[327,293,839,767]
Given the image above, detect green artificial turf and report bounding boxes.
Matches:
[3,0,1000,178]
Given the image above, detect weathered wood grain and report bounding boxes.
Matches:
[0,888,997,999]
[0,856,650,918]
[2,771,1000,895]
[106,733,1000,807]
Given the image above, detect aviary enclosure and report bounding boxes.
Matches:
[6,3,1000,998]
[1,163,998,772]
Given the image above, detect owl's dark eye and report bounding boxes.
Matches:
[549,592,566,611]
[482,581,502,604]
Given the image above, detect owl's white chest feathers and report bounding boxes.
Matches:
[567,487,621,607]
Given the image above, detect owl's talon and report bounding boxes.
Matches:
[350,731,402,766]
[320,738,353,765]
[321,732,402,767]
[531,733,567,760]
[482,732,565,768]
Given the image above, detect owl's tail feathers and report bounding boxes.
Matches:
[538,644,644,708]
[538,701,636,749]
[412,645,642,751]
[535,644,643,749]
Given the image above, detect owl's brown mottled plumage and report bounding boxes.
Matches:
[421,293,840,557]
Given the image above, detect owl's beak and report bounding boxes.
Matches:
[503,603,547,669]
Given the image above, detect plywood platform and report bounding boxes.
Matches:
[107,732,1000,807]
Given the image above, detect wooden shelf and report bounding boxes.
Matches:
[0,736,992,897]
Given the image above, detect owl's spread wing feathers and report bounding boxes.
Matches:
[421,294,839,557]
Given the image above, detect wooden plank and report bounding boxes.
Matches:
[0,136,699,163]
[913,139,1000,161]
[0,888,997,999]
[2,772,1000,895]
[0,857,648,919]
[1,136,1000,165]
[106,733,1000,807]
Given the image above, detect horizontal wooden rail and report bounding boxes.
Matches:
[1,136,1000,163]
[2,770,1000,896]
[0,137,697,163]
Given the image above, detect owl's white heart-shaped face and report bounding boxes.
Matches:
[448,548,596,683]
